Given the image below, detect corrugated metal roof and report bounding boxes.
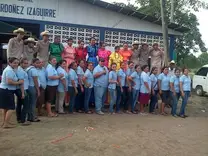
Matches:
[82,0,189,33]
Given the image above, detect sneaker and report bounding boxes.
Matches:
[140,112,148,116]
[97,111,104,115]
[172,114,178,118]
[21,121,31,126]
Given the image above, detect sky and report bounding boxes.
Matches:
[104,0,208,57]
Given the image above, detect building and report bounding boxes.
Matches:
[0,0,188,72]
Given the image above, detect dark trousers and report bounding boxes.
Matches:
[116,86,128,112]
[84,87,93,112]
[15,89,22,121]
[68,87,77,113]
[75,86,85,111]
[149,90,159,113]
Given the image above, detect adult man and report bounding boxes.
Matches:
[93,58,109,115]
[138,42,150,67]
[7,28,25,59]
[131,41,140,65]
[168,60,176,76]
[36,31,50,67]
[23,37,36,64]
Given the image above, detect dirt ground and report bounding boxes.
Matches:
[0,94,208,156]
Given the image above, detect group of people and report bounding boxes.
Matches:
[0,28,191,129]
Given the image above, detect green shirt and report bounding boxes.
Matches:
[49,43,64,62]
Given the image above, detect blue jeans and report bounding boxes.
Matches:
[68,87,77,113]
[149,90,159,113]
[75,85,85,111]
[28,86,37,121]
[108,88,116,113]
[179,91,190,116]
[171,92,181,115]
[116,86,128,112]
[94,86,107,112]
[84,87,93,112]
[132,89,139,112]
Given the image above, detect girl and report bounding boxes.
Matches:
[0,57,23,128]
[68,62,79,113]
[83,62,94,114]
[149,67,159,114]
[158,66,170,115]
[98,42,111,67]
[108,63,118,114]
[46,57,63,117]
[179,68,191,118]
[109,46,123,71]
[56,60,68,114]
[128,65,141,114]
[27,58,41,122]
[140,65,151,115]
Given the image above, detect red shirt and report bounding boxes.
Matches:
[75,47,87,62]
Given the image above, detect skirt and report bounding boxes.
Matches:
[0,88,15,110]
[139,93,150,104]
[46,86,57,103]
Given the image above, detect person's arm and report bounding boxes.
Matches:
[7,79,23,85]
[179,77,185,97]
[61,78,67,92]
[7,39,14,58]
[83,76,90,88]
[143,75,151,94]
[78,74,84,92]
[33,76,40,96]
[20,83,25,99]
[94,71,105,78]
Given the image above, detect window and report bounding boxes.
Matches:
[196,67,208,76]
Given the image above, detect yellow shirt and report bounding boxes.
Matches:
[108,52,123,71]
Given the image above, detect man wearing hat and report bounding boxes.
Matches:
[7,28,25,59]
[138,42,150,67]
[23,37,36,64]
[168,60,176,76]
[131,41,140,65]
[36,31,50,67]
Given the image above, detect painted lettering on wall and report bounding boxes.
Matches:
[0,3,56,18]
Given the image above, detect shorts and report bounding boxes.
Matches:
[0,88,15,110]
[139,93,150,104]
[46,86,57,103]
[161,90,170,104]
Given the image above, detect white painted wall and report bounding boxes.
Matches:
[0,0,181,35]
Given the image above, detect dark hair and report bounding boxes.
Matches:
[78,40,84,44]
[79,59,85,64]
[111,63,117,67]
[115,46,120,50]
[69,61,76,69]
[8,57,18,63]
[128,61,134,65]
[100,41,105,47]
[141,65,149,71]
[175,68,180,73]
[135,65,140,70]
[20,58,28,64]
[87,62,93,66]
[90,37,96,41]
[150,67,157,75]
[162,66,169,73]
[54,36,60,39]
[67,38,73,41]
[49,56,56,61]
[57,60,66,69]
[32,58,40,64]
[182,67,189,73]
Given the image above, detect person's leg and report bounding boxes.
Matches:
[58,92,65,113]
[27,87,33,121]
[101,87,107,110]
[15,89,22,122]
[123,87,129,111]
[116,86,121,112]
[171,92,178,116]
[149,93,156,113]
[55,92,60,112]
[94,86,103,113]
[80,86,85,111]
[109,89,115,113]
[30,87,37,120]
[37,87,44,116]
[1,109,7,127]
[84,88,92,113]
[75,86,81,112]
[131,89,138,112]
[68,87,76,113]
[179,91,190,116]
[3,110,15,128]
[21,90,30,124]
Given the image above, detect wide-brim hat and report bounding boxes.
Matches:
[169,60,176,64]
[40,30,49,36]
[13,28,25,34]
[141,42,148,46]
[153,43,159,46]
[25,37,36,44]
[132,41,139,45]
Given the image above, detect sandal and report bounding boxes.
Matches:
[86,111,93,114]
[161,112,167,116]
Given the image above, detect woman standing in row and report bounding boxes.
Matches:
[75,40,87,63]
[98,42,111,67]
[109,46,123,71]
[87,37,98,67]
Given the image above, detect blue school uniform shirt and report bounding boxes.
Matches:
[117,69,126,87]
[68,69,78,87]
[93,65,109,88]
[170,75,180,93]
[0,65,18,90]
[17,66,29,90]
[27,66,40,87]
[180,75,191,91]
[140,71,151,93]
[77,66,84,85]
[37,67,47,89]
[84,69,94,88]
[150,74,158,91]
[46,64,59,86]
[130,71,141,90]
[108,71,117,89]
[57,66,68,92]
[125,68,134,87]
[158,73,170,91]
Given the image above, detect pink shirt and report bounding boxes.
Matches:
[98,49,111,67]
[62,45,76,66]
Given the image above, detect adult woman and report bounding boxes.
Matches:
[16,58,30,125]
[0,57,23,128]
[56,60,68,114]
[108,63,118,114]
[170,68,181,117]
[46,57,63,117]
[27,58,41,122]
[83,62,94,114]
[119,43,132,69]
[128,65,141,114]
[68,62,78,113]
[116,62,127,113]
[49,36,64,62]
[140,65,151,114]
[75,40,87,63]
[158,67,170,115]
[149,67,159,114]
[62,38,76,69]
[98,42,111,67]
[179,68,191,118]
[150,43,164,74]
[75,60,85,113]
[109,46,123,71]
[87,37,99,67]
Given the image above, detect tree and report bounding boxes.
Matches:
[198,52,208,66]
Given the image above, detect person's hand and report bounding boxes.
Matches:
[148,90,151,95]
[173,92,176,97]
[59,74,64,79]
[152,90,155,95]
[181,92,185,98]
[128,86,132,92]
[18,80,24,85]
[121,87,123,93]
[86,83,91,88]
[159,90,162,95]
[103,69,107,75]
[37,90,40,97]
[81,87,84,93]
[21,93,25,99]
[75,89,78,95]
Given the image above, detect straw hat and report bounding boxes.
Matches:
[169,60,176,64]
[25,37,36,44]
[13,28,25,34]
[40,30,49,36]
[153,43,159,46]
[141,42,148,46]
[132,40,139,45]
